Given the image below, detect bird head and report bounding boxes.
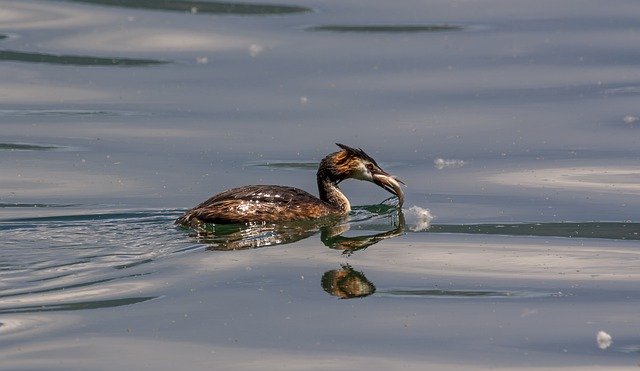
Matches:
[319,143,405,206]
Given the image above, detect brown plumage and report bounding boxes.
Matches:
[175,143,404,226]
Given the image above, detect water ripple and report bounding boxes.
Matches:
[0,210,192,314]
[0,296,157,314]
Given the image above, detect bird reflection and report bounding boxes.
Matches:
[321,265,375,299]
[320,210,404,254]
[189,206,405,252]
[193,220,328,251]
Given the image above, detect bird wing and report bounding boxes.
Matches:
[177,185,332,224]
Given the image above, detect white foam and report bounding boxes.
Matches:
[405,206,435,231]
[434,158,466,170]
[249,44,264,57]
[597,330,612,350]
[623,115,639,124]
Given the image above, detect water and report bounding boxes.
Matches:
[2,0,640,369]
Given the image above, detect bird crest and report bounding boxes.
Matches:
[335,143,379,167]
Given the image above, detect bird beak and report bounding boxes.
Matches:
[371,169,405,207]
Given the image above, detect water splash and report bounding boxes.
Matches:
[597,331,613,350]
[404,206,435,231]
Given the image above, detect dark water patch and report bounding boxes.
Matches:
[250,161,318,170]
[377,289,557,299]
[0,109,141,117]
[56,0,311,15]
[0,143,59,151]
[425,222,640,240]
[114,259,154,270]
[0,35,7,40]
[27,272,73,283]
[308,24,463,33]
[31,259,92,272]
[0,296,156,314]
[0,50,168,66]
[0,203,77,208]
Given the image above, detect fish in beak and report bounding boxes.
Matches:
[371,168,405,207]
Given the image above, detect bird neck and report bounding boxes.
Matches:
[317,173,350,213]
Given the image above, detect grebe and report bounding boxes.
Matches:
[175,143,404,225]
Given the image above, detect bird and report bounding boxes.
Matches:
[175,143,404,225]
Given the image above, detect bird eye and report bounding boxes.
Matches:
[366,163,374,171]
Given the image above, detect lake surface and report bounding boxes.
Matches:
[1,0,640,369]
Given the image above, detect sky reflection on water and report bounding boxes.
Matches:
[2,0,640,369]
